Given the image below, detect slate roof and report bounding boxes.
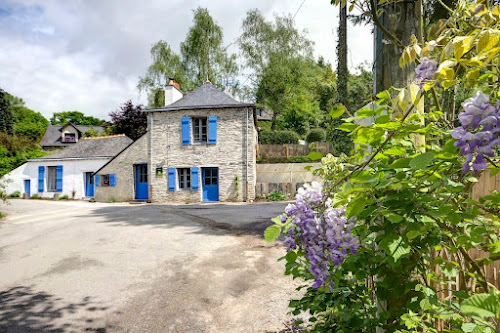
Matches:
[40,124,105,148]
[33,135,133,160]
[145,82,254,112]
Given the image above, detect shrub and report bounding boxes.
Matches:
[268,191,288,201]
[59,194,69,200]
[30,194,38,199]
[258,130,300,144]
[8,191,20,198]
[107,197,116,203]
[257,156,312,164]
[306,128,326,143]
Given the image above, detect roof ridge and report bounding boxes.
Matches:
[83,134,125,140]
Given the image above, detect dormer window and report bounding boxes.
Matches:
[63,133,76,143]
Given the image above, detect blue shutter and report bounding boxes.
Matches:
[181,117,190,145]
[109,174,116,187]
[95,175,100,187]
[56,165,63,192]
[208,116,217,144]
[38,166,44,192]
[168,168,176,191]
[191,167,199,190]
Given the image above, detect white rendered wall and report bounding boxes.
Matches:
[3,158,109,199]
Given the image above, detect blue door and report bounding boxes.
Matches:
[135,164,149,200]
[24,179,30,198]
[85,172,94,197]
[202,168,219,202]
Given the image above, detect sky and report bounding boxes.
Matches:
[0,0,373,120]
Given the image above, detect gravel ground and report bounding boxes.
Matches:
[0,199,301,333]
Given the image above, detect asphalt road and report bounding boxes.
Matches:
[0,199,299,333]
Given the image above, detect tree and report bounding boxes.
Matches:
[12,106,49,142]
[0,88,14,135]
[50,111,105,126]
[109,100,147,140]
[238,9,313,77]
[139,7,238,106]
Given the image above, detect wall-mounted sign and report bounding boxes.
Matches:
[155,167,163,178]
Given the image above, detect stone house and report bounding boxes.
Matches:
[3,135,132,199]
[40,122,105,151]
[94,80,257,203]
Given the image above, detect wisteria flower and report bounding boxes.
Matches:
[283,182,359,289]
[415,57,438,87]
[452,91,500,172]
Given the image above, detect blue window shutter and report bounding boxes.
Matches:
[181,116,190,145]
[191,167,199,190]
[56,165,63,192]
[109,174,116,187]
[38,166,44,192]
[95,175,100,187]
[168,168,176,191]
[208,116,217,144]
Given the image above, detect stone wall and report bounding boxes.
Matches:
[255,163,321,197]
[149,107,257,203]
[94,134,148,202]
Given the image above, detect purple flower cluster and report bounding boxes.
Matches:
[415,57,438,87]
[283,182,359,289]
[452,91,500,172]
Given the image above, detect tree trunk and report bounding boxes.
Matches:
[337,5,348,105]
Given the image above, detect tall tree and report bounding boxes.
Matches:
[139,7,238,106]
[0,88,14,135]
[239,9,313,78]
[50,111,105,126]
[109,101,147,140]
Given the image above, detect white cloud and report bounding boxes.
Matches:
[0,0,373,120]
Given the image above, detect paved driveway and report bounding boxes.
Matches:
[0,200,298,333]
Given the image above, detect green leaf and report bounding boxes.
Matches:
[285,251,298,264]
[354,128,384,144]
[264,225,281,242]
[388,157,412,169]
[346,195,366,218]
[376,90,390,100]
[384,212,404,223]
[338,123,358,132]
[409,152,435,169]
[461,323,477,333]
[461,292,500,318]
[375,115,390,124]
[307,152,323,161]
[406,230,421,240]
[329,104,345,118]
[388,236,411,261]
[490,168,500,177]
[385,147,406,155]
[271,216,284,225]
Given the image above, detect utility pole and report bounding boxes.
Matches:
[337,5,348,105]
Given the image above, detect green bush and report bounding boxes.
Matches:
[306,128,326,143]
[267,191,288,201]
[59,194,69,200]
[258,130,300,144]
[9,191,20,198]
[257,156,312,164]
[30,194,38,199]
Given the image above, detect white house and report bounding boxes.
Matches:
[3,135,132,199]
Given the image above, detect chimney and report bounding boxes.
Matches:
[165,78,183,106]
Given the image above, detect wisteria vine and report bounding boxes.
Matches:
[282,182,359,289]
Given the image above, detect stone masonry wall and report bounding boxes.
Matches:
[94,134,149,202]
[150,107,256,203]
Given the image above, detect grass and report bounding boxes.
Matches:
[30,194,39,199]
[107,197,116,203]
[267,191,289,201]
[59,194,69,200]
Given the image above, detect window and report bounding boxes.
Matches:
[192,118,207,143]
[204,168,218,185]
[177,168,191,190]
[63,133,76,142]
[101,174,110,187]
[47,166,57,191]
[137,165,148,183]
